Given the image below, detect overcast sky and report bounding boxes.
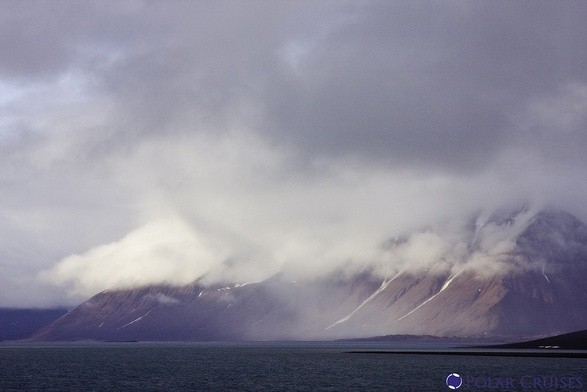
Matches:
[1,1,586,307]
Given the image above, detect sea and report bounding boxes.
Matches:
[0,342,585,391]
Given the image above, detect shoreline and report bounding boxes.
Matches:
[346,350,587,358]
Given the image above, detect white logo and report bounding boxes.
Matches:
[446,373,463,389]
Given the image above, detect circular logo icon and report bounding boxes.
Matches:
[446,373,462,390]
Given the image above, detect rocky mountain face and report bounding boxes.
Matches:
[32,208,587,341]
[30,274,382,341]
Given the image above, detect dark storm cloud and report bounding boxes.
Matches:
[31,0,580,173]
[5,1,582,172]
[88,1,327,143]
[261,1,587,170]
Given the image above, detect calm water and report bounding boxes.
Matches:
[0,342,585,391]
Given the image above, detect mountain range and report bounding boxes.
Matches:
[31,208,587,341]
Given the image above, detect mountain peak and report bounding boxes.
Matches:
[515,208,587,265]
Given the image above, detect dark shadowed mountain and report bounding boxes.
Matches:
[0,308,67,340]
[489,329,587,350]
[32,208,587,341]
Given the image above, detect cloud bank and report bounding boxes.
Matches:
[1,1,586,305]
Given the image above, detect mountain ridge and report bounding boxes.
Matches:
[31,207,587,341]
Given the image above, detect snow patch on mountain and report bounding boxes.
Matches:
[397,270,462,322]
[117,309,153,329]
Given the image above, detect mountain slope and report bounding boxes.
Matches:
[326,209,587,338]
[32,208,587,341]
[32,274,381,341]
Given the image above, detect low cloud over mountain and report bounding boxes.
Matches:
[33,208,587,341]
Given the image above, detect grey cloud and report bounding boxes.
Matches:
[89,1,324,142]
[7,1,583,172]
[261,1,587,171]
[1,1,587,306]
[0,2,143,81]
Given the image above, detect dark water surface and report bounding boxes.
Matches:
[0,342,585,391]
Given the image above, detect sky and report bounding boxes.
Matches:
[1,1,586,307]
